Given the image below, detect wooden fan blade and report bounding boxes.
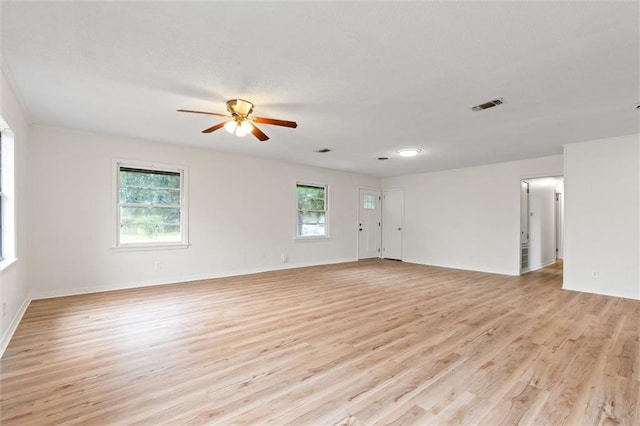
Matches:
[178,109,228,118]
[202,122,227,134]
[251,124,270,142]
[253,117,298,128]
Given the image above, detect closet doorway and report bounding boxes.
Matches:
[520,176,564,274]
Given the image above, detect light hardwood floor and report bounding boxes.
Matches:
[1,260,638,425]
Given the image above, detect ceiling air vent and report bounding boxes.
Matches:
[315,148,332,153]
[471,98,505,112]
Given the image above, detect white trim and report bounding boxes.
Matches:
[402,257,518,276]
[0,256,19,272]
[562,286,640,301]
[112,158,190,250]
[110,243,191,253]
[0,295,30,358]
[294,237,331,243]
[527,259,557,273]
[29,257,356,300]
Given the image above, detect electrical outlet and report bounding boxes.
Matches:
[592,270,599,279]
[2,302,6,317]
[281,253,288,263]
[154,261,162,271]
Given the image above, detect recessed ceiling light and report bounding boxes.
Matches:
[397,148,421,157]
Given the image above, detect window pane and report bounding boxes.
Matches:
[120,224,181,244]
[120,187,180,205]
[121,206,181,224]
[363,194,376,209]
[119,169,180,188]
[298,223,325,237]
[120,206,181,243]
[299,211,326,224]
[297,211,326,237]
[296,185,325,210]
[0,196,3,260]
[0,132,2,260]
[297,196,325,210]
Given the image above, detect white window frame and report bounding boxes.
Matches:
[112,159,189,251]
[0,116,16,271]
[295,181,330,241]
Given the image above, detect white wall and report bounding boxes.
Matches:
[28,125,380,298]
[556,179,565,259]
[527,177,563,271]
[0,67,31,353]
[382,155,564,275]
[564,134,640,300]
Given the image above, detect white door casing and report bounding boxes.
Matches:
[521,180,530,272]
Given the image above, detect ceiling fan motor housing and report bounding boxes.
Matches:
[227,99,254,117]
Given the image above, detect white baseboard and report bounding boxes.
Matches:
[30,257,356,300]
[1,295,31,358]
[562,285,640,301]
[402,257,519,276]
[527,259,556,272]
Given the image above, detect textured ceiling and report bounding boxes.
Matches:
[1,1,639,177]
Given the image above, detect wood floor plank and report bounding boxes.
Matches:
[1,259,638,425]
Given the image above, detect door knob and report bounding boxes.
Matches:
[359,228,363,231]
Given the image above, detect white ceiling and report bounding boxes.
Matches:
[2,1,638,177]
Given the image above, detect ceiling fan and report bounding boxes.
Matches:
[178,99,297,142]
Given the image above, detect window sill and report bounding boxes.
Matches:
[294,236,331,243]
[111,243,191,253]
[0,257,19,272]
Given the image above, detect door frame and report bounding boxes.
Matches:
[520,180,530,274]
[555,190,563,260]
[382,187,404,261]
[518,174,564,276]
[357,186,382,259]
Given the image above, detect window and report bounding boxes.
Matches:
[0,131,3,261]
[0,116,15,266]
[115,160,188,249]
[296,183,328,238]
[362,194,376,209]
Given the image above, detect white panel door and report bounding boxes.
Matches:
[382,189,403,260]
[358,188,381,259]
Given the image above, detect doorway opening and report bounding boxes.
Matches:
[520,176,564,274]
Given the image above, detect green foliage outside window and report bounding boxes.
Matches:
[296,184,327,237]
[119,168,182,243]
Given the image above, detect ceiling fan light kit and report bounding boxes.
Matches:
[224,119,253,137]
[178,99,297,142]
